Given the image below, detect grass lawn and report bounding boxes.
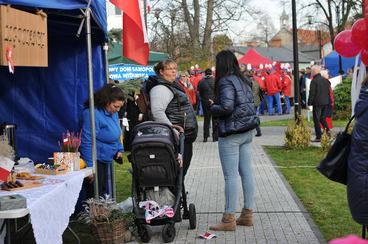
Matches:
[265,146,361,241]
[115,152,133,202]
[196,115,204,121]
[261,118,348,127]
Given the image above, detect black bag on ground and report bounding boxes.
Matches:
[316,115,355,185]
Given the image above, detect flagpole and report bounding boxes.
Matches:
[143,0,148,32]
[103,42,117,200]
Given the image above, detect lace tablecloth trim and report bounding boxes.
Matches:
[28,172,84,244]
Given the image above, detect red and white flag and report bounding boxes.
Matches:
[0,156,15,182]
[110,0,149,66]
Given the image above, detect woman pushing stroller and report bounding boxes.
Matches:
[145,59,198,218]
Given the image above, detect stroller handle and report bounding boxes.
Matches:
[171,124,184,134]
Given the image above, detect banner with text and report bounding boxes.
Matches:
[109,64,155,81]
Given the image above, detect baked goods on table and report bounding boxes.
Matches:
[34,163,67,175]
[1,171,24,190]
[16,172,45,180]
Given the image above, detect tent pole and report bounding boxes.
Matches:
[85,6,99,199]
[103,42,117,200]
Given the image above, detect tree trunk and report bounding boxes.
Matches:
[202,0,214,56]
[181,0,201,50]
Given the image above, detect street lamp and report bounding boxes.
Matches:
[307,15,323,61]
[336,5,344,75]
[291,0,301,118]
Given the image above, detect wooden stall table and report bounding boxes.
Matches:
[0,168,92,244]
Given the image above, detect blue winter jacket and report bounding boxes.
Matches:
[210,75,259,137]
[347,84,368,225]
[79,108,123,167]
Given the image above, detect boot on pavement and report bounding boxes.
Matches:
[236,208,253,226]
[209,213,236,231]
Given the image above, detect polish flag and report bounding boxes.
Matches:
[0,156,15,182]
[110,0,149,66]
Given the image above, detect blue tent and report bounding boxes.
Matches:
[0,0,107,163]
[324,51,358,77]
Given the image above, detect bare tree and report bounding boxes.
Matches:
[299,0,363,48]
[148,0,253,64]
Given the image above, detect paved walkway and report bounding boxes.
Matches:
[144,114,326,243]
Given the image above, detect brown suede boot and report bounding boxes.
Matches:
[209,213,236,231]
[236,208,253,226]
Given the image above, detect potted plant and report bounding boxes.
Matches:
[78,195,135,244]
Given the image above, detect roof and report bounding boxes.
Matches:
[297,29,331,46]
[232,46,315,63]
[108,43,169,65]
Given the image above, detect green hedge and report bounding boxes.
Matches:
[333,77,352,120]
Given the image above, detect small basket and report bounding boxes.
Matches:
[90,218,127,244]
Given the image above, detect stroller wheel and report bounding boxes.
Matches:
[189,203,196,229]
[138,224,152,243]
[162,223,176,243]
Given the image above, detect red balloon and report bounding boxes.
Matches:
[361,49,368,65]
[334,30,361,58]
[352,19,368,49]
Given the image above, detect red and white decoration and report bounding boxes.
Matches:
[0,156,15,181]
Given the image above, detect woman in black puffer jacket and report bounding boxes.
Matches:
[209,50,259,232]
[347,76,368,225]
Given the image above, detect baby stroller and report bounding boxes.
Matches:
[129,121,196,243]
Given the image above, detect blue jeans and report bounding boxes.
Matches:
[218,130,255,213]
[266,92,282,115]
[284,96,290,114]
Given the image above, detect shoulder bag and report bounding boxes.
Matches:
[316,115,355,185]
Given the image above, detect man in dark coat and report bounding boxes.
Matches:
[347,77,368,225]
[307,65,331,142]
[198,68,218,142]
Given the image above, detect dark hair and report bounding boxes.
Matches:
[214,50,248,97]
[153,59,177,75]
[84,83,126,108]
[205,68,212,76]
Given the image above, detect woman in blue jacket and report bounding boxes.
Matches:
[80,83,125,196]
[347,76,368,226]
[209,50,259,231]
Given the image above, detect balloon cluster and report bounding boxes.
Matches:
[334,17,368,64]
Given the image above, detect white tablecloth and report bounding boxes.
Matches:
[0,168,92,244]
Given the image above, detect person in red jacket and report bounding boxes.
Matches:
[253,69,267,115]
[264,70,282,115]
[281,69,292,114]
[178,71,196,106]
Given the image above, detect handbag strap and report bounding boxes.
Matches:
[344,115,356,133]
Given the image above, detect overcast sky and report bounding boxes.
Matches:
[229,0,307,43]
[229,0,289,43]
